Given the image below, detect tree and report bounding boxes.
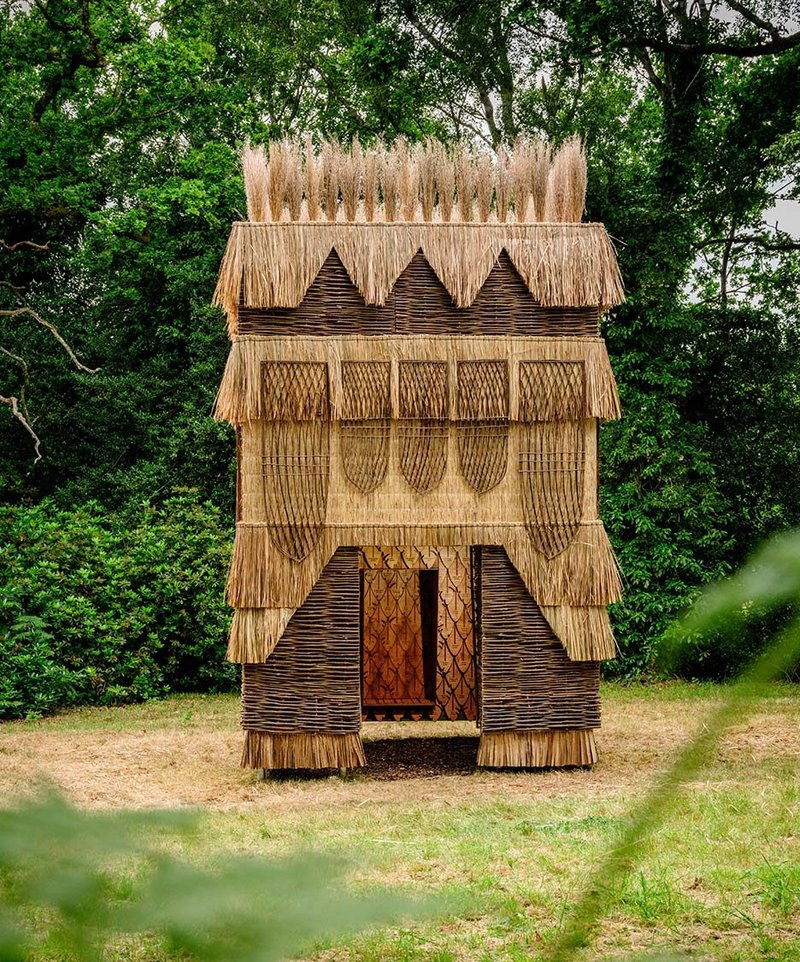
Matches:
[2,0,798,675]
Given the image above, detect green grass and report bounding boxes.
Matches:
[2,682,800,961]
[1,692,236,733]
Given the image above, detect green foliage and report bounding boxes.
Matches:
[0,491,235,719]
[0,794,418,962]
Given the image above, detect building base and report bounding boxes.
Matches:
[241,731,366,770]
[477,729,597,768]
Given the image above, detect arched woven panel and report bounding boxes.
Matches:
[519,420,586,559]
[456,360,509,493]
[518,360,585,421]
[398,360,449,493]
[340,360,391,493]
[261,361,330,562]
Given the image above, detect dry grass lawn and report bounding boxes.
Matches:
[1,682,799,961]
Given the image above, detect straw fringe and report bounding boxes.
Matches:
[227,607,295,662]
[243,136,586,227]
[212,222,624,328]
[226,524,335,609]
[539,605,618,661]
[505,522,622,606]
[241,731,366,770]
[227,522,621,609]
[213,334,621,425]
[477,729,597,768]
[242,146,268,222]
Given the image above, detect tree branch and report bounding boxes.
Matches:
[622,30,800,58]
[0,394,41,463]
[1,307,100,373]
[694,234,800,252]
[1,239,50,251]
[723,0,783,42]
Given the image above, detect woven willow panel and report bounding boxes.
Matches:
[519,420,586,558]
[456,360,509,493]
[478,546,600,732]
[241,548,361,734]
[237,249,601,337]
[340,360,391,493]
[518,360,585,421]
[398,361,449,492]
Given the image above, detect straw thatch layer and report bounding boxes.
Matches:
[226,522,622,610]
[539,605,618,661]
[241,731,366,769]
[214,335,621,425]
[227,607,295,662]
[227,601,616,665]
[241,137,587,226]
[476,729,597,768]
[505,522,622,606]
[213,222,623,328]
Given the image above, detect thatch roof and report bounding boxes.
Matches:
[213,222,624,330]
[213,137,624,331]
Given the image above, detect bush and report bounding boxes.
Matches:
[0,491,236,719]
[662,600,799,681]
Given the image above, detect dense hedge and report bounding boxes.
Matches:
[0,492,236,719]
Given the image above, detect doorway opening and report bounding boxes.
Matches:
[360,548,477,722]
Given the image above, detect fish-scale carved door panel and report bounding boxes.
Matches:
[360,548,477,722]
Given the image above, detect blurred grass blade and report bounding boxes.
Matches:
[545,532,800,962]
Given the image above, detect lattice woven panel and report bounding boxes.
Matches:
[519,419,585,558]
[241,548,361,734]
[518,360,585,421]
[362,570,430,707]
[398,361,449,492]
[478,546,600,732]
[261,360,329,420]
[398,360,449,418]
[341,361,392,419]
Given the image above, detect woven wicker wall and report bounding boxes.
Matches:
[241,547,361,734]
[238,250,600,337]
[478,546,600,732]
[217,212,622,769]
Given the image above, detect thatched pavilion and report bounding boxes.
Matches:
[213,137,624,771]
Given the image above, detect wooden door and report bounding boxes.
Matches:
[360,549,477,722]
